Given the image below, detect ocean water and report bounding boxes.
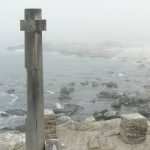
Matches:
[0,46,149,129]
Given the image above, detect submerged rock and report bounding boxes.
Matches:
[80,80,89,86]
[0,112,9,117]
[91,81,99,88]
[96,91,121,99]
[58,86,74,100]
[101,81,118,88]
[68,82,75,86]
[7,89,15,94]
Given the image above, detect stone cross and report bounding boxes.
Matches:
[20,9,46,150]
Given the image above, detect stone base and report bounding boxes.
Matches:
[120,113,148,144]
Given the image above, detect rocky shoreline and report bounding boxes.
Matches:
[1,111,150,150]
[1,79,150,133]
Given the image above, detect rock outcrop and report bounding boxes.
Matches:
[120,113,148,144]
[45,110,57,139]
[1,113,150,150]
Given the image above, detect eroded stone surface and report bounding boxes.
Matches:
[120,113,148,144]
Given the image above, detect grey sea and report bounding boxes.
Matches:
[0,44,150,130]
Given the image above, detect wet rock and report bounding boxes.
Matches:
[80,80,89,85]
[7,89,15,94]
[1,125,26,132]
[143,85,150,89]
[58,95,71,100]
[96,91,120,99]
[111,99,121,108]
[14,125,25,132]
[93,109,108,121]
[93,109,120,121]
[93,112,103,121]
[103,111,120,120]
[58,86,74,100]
[101,82,118,88]
[91,81,99,88]
[120,113,147,144]
[138,107,150,117]
[68,82,75,86]
[119,94,135,106]
[53,103,83,116]
[134,95,150,104]
[120,94,150,107]
[5,109,26,116]
[0,112,9,117]
[67,87,74,93]
[60,86,70,95]
[90,99,96,103]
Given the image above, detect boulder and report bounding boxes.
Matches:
[93,112,103,121]
[93,109,120,121]
[103,111,120,120]
[58,86,74,100]
[53,103,83,116]
[120,113,148,144]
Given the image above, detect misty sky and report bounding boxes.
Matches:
[0,0,150,46]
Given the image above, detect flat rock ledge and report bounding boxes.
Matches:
[1,113,150,150]
[120,113,148,144]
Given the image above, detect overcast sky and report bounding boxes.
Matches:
[0,0,150,46]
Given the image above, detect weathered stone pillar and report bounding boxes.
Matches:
[120,113,148,144]
[20,9,46,150]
